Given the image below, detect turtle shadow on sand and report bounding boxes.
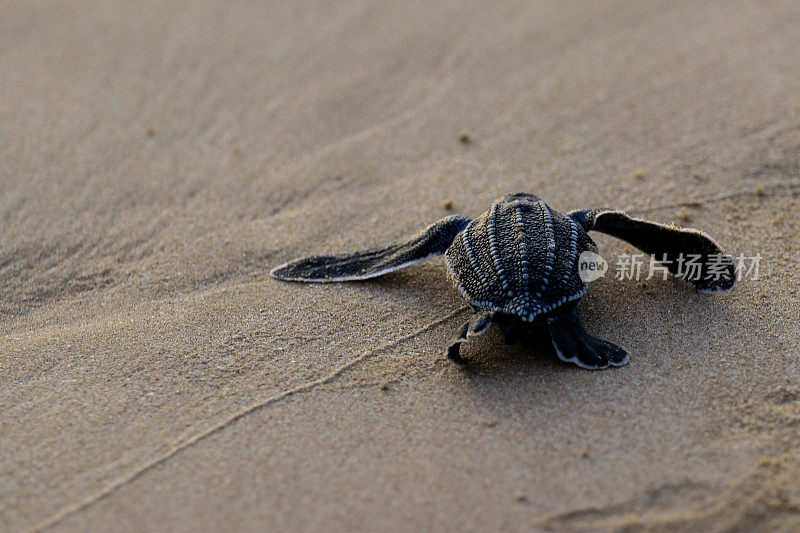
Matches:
[348,264,466,313]
[444,278,741,439]
[450,272,738,376]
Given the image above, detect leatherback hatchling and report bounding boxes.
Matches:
[271,193,735,370]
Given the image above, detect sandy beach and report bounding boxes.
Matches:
[2,1,800,531]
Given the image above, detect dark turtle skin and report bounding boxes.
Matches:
[271,192,735,370]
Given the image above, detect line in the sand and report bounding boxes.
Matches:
[31,306,470,532]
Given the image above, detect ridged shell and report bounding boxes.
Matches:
[444,196,591,321]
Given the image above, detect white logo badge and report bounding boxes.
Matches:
[578,251,608,282]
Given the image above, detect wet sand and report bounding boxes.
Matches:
[2,1,800,531]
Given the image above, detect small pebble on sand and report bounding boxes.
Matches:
[458,133,471,144]
[442,199,454,210]
[677,208,691,222]
[632,169,645,180]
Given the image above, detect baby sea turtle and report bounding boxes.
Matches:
[271,193,735,370]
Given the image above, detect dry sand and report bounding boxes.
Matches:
[2,1,800,531]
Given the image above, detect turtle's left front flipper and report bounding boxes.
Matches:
[569,208,735,293]
[270,215,472,282]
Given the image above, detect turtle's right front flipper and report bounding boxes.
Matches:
[568,208,736,293]
[270,215,472,282]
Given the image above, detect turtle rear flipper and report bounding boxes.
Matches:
[546,305,628,370]
[270,215,472,282]
[569,208,735,293]
[447,310,495,364]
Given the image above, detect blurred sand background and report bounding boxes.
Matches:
[2,1,800,531]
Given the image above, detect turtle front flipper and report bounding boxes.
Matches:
[546,304,628,370]
[270,215,472,282]
[569,208,735,293]
[447,310,495,364]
